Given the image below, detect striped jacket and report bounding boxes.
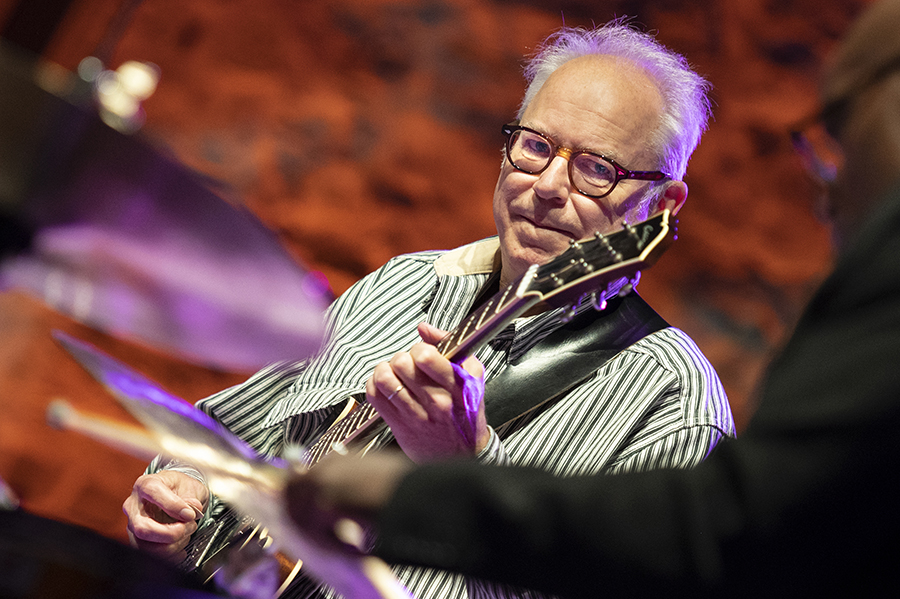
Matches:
[159,237,735,599]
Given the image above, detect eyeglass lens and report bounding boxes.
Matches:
[791,122,844,184]
[508,128,618,197]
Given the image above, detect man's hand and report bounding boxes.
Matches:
[366,322,489,463]
[122,470,208,562]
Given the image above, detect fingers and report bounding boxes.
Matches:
[377,344,458,416]
[364,333,489,460]
[416,321,447,345]
[407,342,455,390]
[123,472,204,561]
[136,473,202,522]
[367,327,484,411]
[458,353,485,381]
[124,496,197,561]
[127,523,194,560]
[365,322,485,446]
[368,360,429,420]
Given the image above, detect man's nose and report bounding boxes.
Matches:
[533,154,572,202]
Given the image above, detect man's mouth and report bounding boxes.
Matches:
[521,215,574,240]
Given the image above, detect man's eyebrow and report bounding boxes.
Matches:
[593,146,620,161]
[525,122,621,159]
[561,132,619,160]
[580,139,619,161]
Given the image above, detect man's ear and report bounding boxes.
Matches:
[655,180,688,215]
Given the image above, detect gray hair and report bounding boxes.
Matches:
[517,21,712,201]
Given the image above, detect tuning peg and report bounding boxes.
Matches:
[571,257,594,273]
[624,221,644,246]
[590,291,608,312]
[618,274,641,297]
[594,231,622,261]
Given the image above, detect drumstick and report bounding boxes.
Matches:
[46,399,162,461]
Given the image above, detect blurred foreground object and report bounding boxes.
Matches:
[0,508,221,599]
[0,42,330,370]
[79,56,160,133]
[50,331,413,599]
[0,474,18,510]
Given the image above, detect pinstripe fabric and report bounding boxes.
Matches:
[155,237,734,599]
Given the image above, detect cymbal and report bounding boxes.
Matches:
[51,329,280,474]
[0,44,330,371]
[51,330,414,599]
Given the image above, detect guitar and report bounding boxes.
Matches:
[185,209,675,594]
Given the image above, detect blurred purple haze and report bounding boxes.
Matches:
[0,50,331,371]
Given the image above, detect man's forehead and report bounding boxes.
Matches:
[522,54,662,157]
[822,0,900,104]
[525,55,660,117]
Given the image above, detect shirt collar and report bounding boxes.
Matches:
[433,237,501,277]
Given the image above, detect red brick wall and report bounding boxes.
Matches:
[0,0,873,542]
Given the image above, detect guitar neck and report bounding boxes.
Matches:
[436,266,542,363]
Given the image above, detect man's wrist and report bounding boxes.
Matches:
[475,426,508,465]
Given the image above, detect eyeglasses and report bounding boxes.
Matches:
[789,114,844,185]
[501,123,670,198]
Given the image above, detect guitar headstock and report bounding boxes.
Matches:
[435,210,675,362]
[525,210,674,308]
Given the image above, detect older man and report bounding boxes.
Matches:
[286,1,900,597]
[124,20,733,599]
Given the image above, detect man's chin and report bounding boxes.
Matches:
[513,246,564,270]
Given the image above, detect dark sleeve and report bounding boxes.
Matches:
[374,459,741,598]
[372,191,900,598]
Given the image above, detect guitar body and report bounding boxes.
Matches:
[183,396,390,595]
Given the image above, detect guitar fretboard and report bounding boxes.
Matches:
[435,276,529,360]
[302,401,380,466]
